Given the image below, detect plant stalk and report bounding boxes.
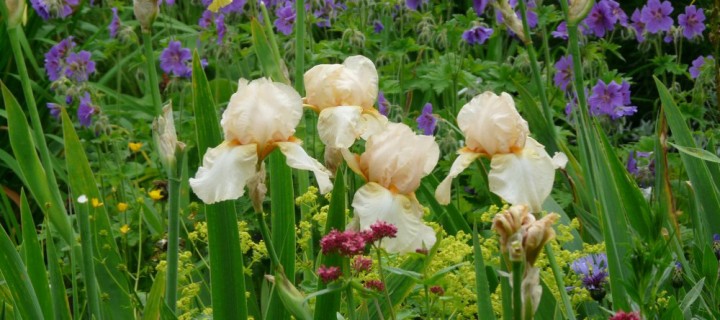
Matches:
[142,31,163,116]
[77,200,103,320]
[511,261,524,320]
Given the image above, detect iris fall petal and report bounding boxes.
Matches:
[189,143,259,204]
[276,141,333,194]
[435,151,482,205]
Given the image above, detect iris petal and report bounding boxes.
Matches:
[190,143,259,204]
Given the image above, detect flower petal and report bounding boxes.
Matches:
[488,138,555,212]
[304,55,378,110]
[276,141,333,194]
[458,91,528,155]
[359,111,389,140]
[435,151,481,205]
[318,106,364,149]
[189,143,258,204]
[340,148,365,180]
[352,182,436,253]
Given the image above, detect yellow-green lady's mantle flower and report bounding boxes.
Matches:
[435,91,562,212]
[342,123,438,253]
[190,78,332,204]
[304,55,388,172]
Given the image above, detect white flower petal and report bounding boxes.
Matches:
[317,106,364,149]
[435,151,482,205]
[551,152,568,169]
[359,111,389,140]
[304,55,378,109]
[488,138,555,212]
[340,148,365,180]
[458,91,528,156]
[352,182,436,253]
[190,143,259,204]
[342,55,378,109]
[276,141,333,194]
[221,78,302,149]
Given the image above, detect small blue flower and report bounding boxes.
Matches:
[571,253,608,301]
[416,103,437,135]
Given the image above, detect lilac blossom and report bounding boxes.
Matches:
[462,26,493,45]
[65,51,96,82]
[678,5,705,40]
[416,103,437,135]
[472,0,488,17]
[640,0,673,34]
[159,40,192,77]
[44,37,76,81]
[373,20,384,33]
[47,103,62,120]
[77,92,95,128]
[553,54,573,92]
[690,55,713,79]
[109,8,121,38]
[274,2,295,35]
[378,91,390,116]
[216,13,226,44]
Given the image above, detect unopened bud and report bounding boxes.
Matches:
[494,0,528,44]
[153,102,186,172]
[568,0,594,25]
[524,213,559,266]
[269,271,313,320]
[5,0,26,28]
[508,234,524,262]
[133,0,158,33]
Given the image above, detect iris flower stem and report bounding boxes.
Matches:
[544,244,576,320]
[255,210,282,269]
[375,247,396,320]
[511,260,524,320]
[142,31,163,116]
[517,0,555,139]
[164,159,183,313]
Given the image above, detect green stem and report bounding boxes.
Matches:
[77,200,102,320]
[424,285,431,318]
[511,261,523,320]
[142,32,163,116]
[472,223,495,320]
[295,0,305,92]
[375,247,395,320]
[343,259,356,320]
[164,160,183,313]
[544,244,576,320]
[255,210,282,269]
[517,0,554,140]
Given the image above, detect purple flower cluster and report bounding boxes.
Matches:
[571,253,609,301]
[462,26,493,45]
[639,0,673,34]
[314,0,346,28]
[320,229,368,257]
[30,0,78,20]
[553,54,573,92]
[44,37,96,83]
[66,51,96,82]
[583,0,627,38]
[689,55,713,79]
[274,1,296,35]
[159,40,192,77]
[45,37,76,81]
[587,79,637,119]
[416,103,437,135]
[373,20,384,34]
[216,14,227,44]
[317,265,341,283]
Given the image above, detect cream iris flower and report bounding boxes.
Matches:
[435,91,559,212]
[342,123,438,253]
[304,55,388,171]
[190,78,332,204]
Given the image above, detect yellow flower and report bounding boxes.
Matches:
[120,224,130,234]
[117,202,129,212]
[149,189,164,201]
[91,198,104,208]
[129,142,143,153]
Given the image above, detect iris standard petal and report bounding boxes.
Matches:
[435,151,482,205]
[488,137,555,212]
[189,143,259,204]
[352,182,436,253]
[276,141,333,194]
[317,106,364,149]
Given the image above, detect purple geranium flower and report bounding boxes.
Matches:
[588,80,623,116]
[77,92,95,128]
[689,55,713,79]
[30,0,77,20]
[65,51,96,82]
[605,0,627,27]
[47,103,62,120]
[406,0,428,11]
[373,20,384,33]
[199,10,213,29]
[109,8,121,38]
[571,253,609,301]
[462,26,493,45]
[378,91,390,116]
[274,2,295,35]
[216,13,226,45]
[416,103,437,135]
[552,22,569,40]
[631,8,646,42]
[640,0,673,34]
[44,37,76,81]
[314,0,345,28]
[553,54,573,92]
[678,5,705,39]
[584,1,616,37]
[472,0,489,17]
[160,40,192,77]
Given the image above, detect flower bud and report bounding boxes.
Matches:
[521,267,542,317]
[268,271,313,320]
[133,0,158,33]
[492,205,531,251]
[153,102,185,172]
[493,0,528,44]
[5,0,26,29]
[523,213,559,266]
[568,0,594,25]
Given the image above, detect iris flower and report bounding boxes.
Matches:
[342,123,438,253]
[190,78,332,204]
[435,92,562,212]
[304,55,388,171]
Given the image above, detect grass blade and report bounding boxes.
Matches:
[45,223,72,320]
[142,270,167,320]
[0,218,44,319]
[19,191,52,318]
[191,51,248,319]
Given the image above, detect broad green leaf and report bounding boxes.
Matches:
[45,224,72,320]
[142,270,167,320]
[268,150,296,320]
[314,170,346,320]
[0,219,44,319]
[680,277,704,316]
[61,109,134,318]
[20,191,52,317]
[191,51,248,320]
[473,224,495,320]
[251,19,289,84]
